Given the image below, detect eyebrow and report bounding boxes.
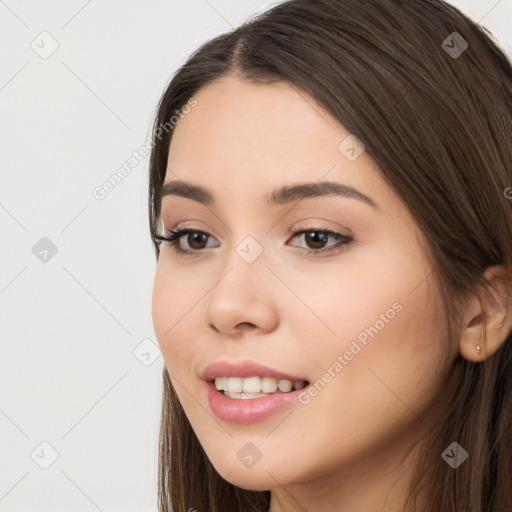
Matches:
[159,180,378,209]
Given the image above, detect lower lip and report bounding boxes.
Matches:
[205,381,308,424]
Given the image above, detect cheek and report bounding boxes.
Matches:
[264,280,449,484]
[151,263,171,342]
[151,261,198,373]
[307,270,447,434]
[288,244,448,428]
[275,246,412,348]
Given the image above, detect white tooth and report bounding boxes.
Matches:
[215,376,300,393]
[261,377,278,393]
[224,391,269,399]
[242,376,262,393]
[214,377,228,390]
[277,379,293,392]
[226,377,243,393]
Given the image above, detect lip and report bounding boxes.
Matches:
[201,359,308,383]
[205,380,310,424]
[201,360,310,424]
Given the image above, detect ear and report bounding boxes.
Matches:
[459,264,512,362]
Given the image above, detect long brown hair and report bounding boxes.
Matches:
[147,1,512,510]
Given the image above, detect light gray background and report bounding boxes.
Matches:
[0,1,510,511]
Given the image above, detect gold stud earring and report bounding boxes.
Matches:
[476,345,481,354]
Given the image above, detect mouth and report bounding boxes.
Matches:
[201,359,311,423]
[204,377,312,424]
[211,376,310,399]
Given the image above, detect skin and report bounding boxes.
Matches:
[151,75,510,511]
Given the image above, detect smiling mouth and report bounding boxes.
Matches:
[213,376,310,399]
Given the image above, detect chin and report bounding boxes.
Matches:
[220,471,274,492]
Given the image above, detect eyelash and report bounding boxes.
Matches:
[155,224,353,256]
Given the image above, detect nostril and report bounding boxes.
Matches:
[237,322,257,330]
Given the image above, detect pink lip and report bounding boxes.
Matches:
[201,359,308,382]
[205,381,309,424]
[201,359,310,424]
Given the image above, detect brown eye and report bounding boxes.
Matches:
[186,232,209,250]
[302,231,329,250]
[155,228,218,254]
[288,227,353,255]
[156,226,352,257]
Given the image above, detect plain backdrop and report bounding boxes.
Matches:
[0,1,510,511]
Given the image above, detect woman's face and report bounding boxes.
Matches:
[152,75,457,495]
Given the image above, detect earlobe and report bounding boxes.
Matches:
[459,264,512,363]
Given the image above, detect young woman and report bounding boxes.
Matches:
[147,0,512,510]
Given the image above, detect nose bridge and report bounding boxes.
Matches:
[218,211,270,278]
[215,232,269,300]
[202,230,277,333]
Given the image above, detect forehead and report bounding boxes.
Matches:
[167,75,348,172]
[164,75,399,218]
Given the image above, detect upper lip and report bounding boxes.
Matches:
[201,359,309,383]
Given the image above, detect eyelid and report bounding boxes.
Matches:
[161,221,216,239]
[163,218,350,238]
[157,221,354,257]
[287,224,353,253]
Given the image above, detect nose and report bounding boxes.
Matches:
[202,253,279,338]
